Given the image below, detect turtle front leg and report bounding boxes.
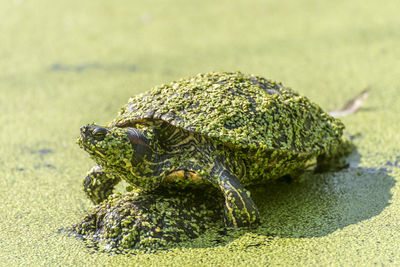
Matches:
[83,165,121,204]
[215,168,260,228]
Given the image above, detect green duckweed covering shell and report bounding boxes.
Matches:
[110,71,344,153]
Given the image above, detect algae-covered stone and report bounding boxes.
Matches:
[77,71,351,229]
[72,187,223,252]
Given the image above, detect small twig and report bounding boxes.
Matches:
[328,88,369,118]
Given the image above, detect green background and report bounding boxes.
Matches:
[1,0,400,265]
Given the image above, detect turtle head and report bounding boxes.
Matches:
[78,125,162,191]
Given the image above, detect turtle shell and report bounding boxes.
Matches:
[109,71,344,153]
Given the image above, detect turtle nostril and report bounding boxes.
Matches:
[80,126,87,137]
[80,125,93,138]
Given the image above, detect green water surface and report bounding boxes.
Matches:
[1,0,400,265]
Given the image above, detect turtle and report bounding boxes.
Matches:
[77,71,351,228]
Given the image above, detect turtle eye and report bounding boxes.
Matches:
[92,127,108,140]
